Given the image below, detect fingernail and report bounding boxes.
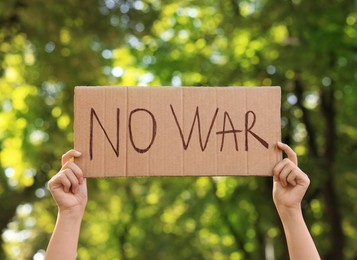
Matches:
[75,151,82,156]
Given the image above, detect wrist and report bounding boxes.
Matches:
[56,210,84,233]
[276,205,303,222]
[58,206,85,219]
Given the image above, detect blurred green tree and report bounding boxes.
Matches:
[1,0,356,259]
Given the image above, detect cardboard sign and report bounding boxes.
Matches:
[74,86,281,177]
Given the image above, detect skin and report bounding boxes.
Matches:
[45,143,319,259]
[273,142,320,260]
[45,150,87,260]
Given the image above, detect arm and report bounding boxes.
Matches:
[273,142,320,260]
[45,150,87,260]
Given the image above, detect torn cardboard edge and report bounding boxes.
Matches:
[74,86,282,178]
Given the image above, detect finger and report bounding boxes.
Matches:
[49,172,72,193]
[273,158,290,181]
[62,168,80,193]
[61,149,82,166]
[60,173,72,193]
[279,164,293,187]
[277,142,298,165]
[294,169,310,187]
[62,161,84,184]
[286,169,298,186]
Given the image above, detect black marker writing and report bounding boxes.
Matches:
[129,108,157,153]
[245,110,269,151]
[90,108,120,160]
[170,104,219,151]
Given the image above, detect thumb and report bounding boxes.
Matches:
[277,142,298,165]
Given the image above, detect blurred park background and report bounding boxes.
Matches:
[1,0,357,259]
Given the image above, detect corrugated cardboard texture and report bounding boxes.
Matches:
[74,86,281,177]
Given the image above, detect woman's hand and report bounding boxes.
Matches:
[273,142,310,213]
[48,150,87,216]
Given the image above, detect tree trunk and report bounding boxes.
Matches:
[320,82,345,260]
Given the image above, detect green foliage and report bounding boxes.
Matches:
[1,0,357,259]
